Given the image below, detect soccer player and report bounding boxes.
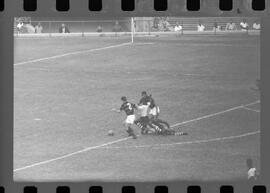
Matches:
[246,158,258,181]
[113,96,137,139]
[148,94,170,129]
[136,91,169,135]
[138,91,150,106]
[135,91,152,134]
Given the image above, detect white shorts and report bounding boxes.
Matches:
[149,106,160,116]
[125,114,136,124]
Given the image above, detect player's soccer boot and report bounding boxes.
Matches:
[126,129,133,136]
[141,127,147,135]
[129,131,137,139]
[132,133,137,139]
[135,120,144,129]
[127,128,137,139]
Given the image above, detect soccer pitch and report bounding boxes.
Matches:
[14,35,260,181]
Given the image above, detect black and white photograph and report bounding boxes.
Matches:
[14,16,260,182]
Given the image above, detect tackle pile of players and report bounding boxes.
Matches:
[114,91,187,139]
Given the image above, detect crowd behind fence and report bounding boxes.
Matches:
[14,17,261,37]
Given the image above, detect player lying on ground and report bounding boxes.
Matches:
[135,91,187,136]
[112,96,137,139]
[135,91,168,134]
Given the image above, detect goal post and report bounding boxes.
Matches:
[131,17,134,43]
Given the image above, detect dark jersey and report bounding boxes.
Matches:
[120,101,136,115]
[149,96,156,109]
[139,96,151,106]
[139,96,156,109]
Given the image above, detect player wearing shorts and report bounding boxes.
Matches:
[246,158,259,181]
[148,94,170,129]
[118,96,137,139]
[135,91,165,134]
[134,91,153,134]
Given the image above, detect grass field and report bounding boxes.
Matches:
[14,34,260,182]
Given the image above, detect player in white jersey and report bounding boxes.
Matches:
[136,91,166,134]
[246,158,258,181]
[134,91,151,134]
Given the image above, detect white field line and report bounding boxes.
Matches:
[132,42,155,45]
[13,100,260,172]
[241,106,260,113]
[101,130,260,149]
[14,42,132,66]
[13,137,132,172]
[170,100,260,128]
[173,43,258,48]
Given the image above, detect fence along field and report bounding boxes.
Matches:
[14,17,260,37]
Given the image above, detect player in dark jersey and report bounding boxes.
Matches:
[113,96,137,139]
[136,92,186,136]
[136,91,165,132]
[135,91,167,135]
[138,91,151,106]
[135,91,153,134]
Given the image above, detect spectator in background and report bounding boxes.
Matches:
[225,21,236,31]
[240,19,249,31]
[197,23,205,32]
[253,21,261,30]
[112,21,122,32]
[24,22,35,33]
[213,22,221,31]
[174,22,182,33]
[35,22,43,33]
[96,25,103,33]
[153,18,159,30]
[17,21,24,33]
[163,19,171,31]
[230,21,236,30]
[158,20,163,31]
[59,23,70,33]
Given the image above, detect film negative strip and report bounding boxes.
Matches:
[0,0,270,193]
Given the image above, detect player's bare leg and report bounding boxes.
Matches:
[135,117,150,135]
[125,123,137,139]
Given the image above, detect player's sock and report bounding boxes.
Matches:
[151,121,166,135]
[126,127,133,136]
[135,122,147,134]
[126,129,132,136]
[141,126,148,134]
[128,127,137,139]
[137,123,143,129]
[135,120,144,129]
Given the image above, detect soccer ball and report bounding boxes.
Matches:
[108,130,114,136]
